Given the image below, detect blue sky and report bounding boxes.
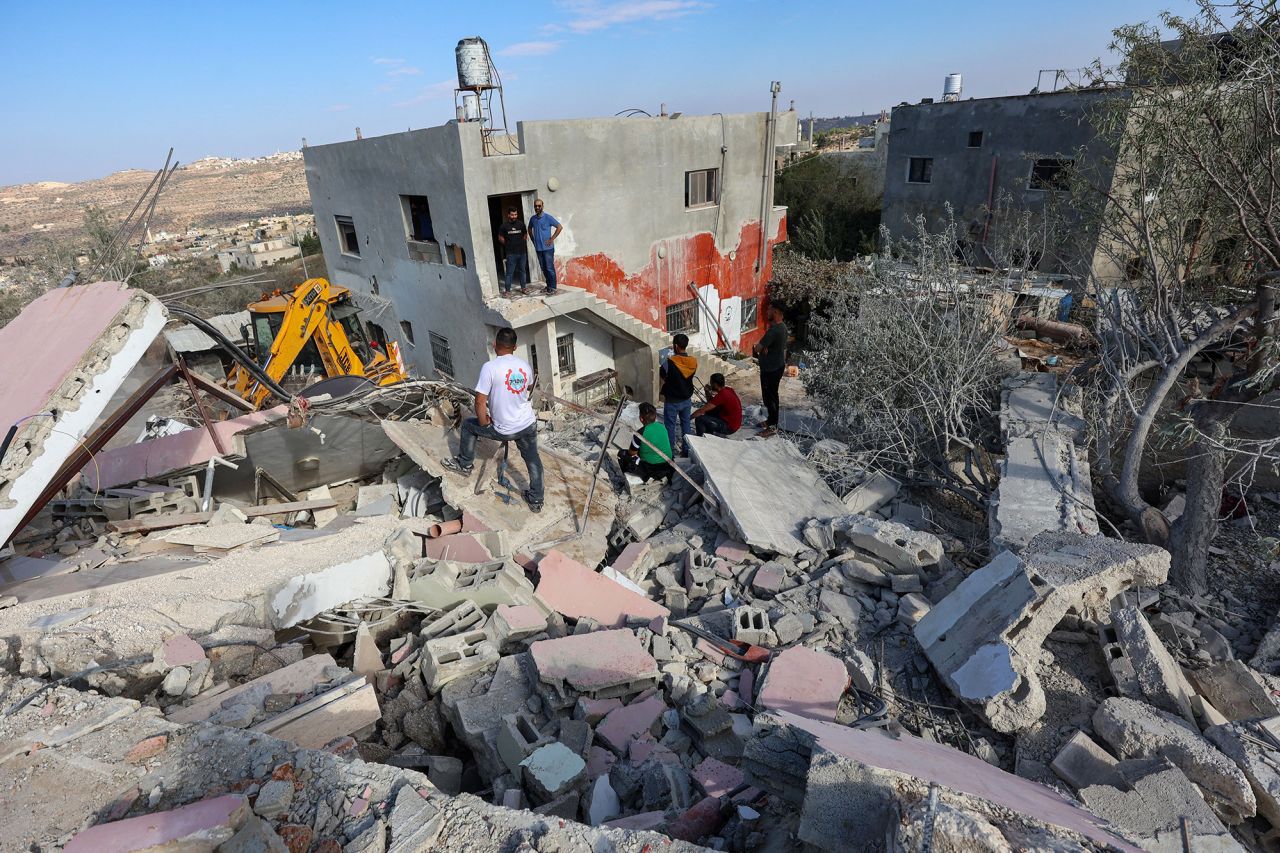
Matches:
[0,0,1195,186]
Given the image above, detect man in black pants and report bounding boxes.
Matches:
[753,304,788,437]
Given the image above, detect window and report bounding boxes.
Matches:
[429,331,454,376]
[399,320,415,346]
[666,299,700,334]
[335,215,360,256]
[401,195,435,242]
[907,157,933,184]
[685,168,719,208]
[1028,158,1072,191]
[1124,256,1148,282]
[967,131,984,148]
[556,334,576,375]
[742,297,759,331]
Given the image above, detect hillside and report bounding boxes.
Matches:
[0,152,310,256]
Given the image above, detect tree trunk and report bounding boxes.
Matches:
[1169,405,1234,593]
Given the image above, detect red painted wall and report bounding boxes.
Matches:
[560,216,787,351]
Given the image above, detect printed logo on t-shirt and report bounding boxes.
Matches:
[504,368,529,395]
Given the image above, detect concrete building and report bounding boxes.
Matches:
[880,90,1123,278]
[217,237,303,273]
[303,109,797,403]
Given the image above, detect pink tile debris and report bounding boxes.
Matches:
[423,533,493,563]
[751,563,785,594]
[460,510,490,532]
[575,697,623,724]
[612,542,652,581]
[125,735,169,764]
[720,689,744,710]
[530,630,658,694]
[695,638,728,665]
[586,745,617,780]
[758,645,849,722]
[693,756,744,798]
[535,550,668,627]
[605,811,667,831]
[715,541,751,563]
[63,794,248,852]
[739,668,755,705]
[495,604,547,633]
[596,695,666,755]
[629,740,678,767]
[159,634,206,668]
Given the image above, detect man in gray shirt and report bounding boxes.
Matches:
[752,304,788,437]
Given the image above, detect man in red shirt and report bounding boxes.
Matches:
[693,373,743,438]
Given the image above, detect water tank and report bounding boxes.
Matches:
[943,72,963,102]
[459,92,482,123]
[456,37,494,90]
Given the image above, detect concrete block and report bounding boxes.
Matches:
[818,589,860,630]
[612,541,653,581]
[535,549,669,627]
[897,593,931,627]
[916,534,1169,733]
[253,779,295,819]
[496,712,552,776]
[1101,605,1196,723]
[409,559,534,611]
[444,654,535,782]
[772,613,803,646]
[489,603,548,648]
[576,696,623,724]
[1093,696,1255,824]
[838,557,889,587]
[758,646,849,722]
[1050,731,1122,791]
[420,600,487,642]
[751,562,785,596]
[889,572,922,594]
[530,629,658,697]
[732,606,770,646]
[1079,757,1239,851]
[822,514,943,572]
[421,630,499,693]
[559,717,594,757]
[521,742,586,802]
[1207,720,1280,826]
[841,471,901,515]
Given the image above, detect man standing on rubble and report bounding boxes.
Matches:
[753,304,788,437]
[442,327,544,512]
[527,199,562,294]
[659,333,698,456]
[692,373,742,438]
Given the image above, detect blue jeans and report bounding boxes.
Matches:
[457,418,543,502]
[536,249,557,290]
[503,254,528,292]
[663,398,692,456]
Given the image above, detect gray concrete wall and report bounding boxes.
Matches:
[881,91,1122,275]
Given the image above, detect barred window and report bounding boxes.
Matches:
[556,333,576,375]
[429,331,453,376]
[666,299,700,334]
[741,297,759,330]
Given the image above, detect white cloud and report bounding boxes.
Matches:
[393,80,456,108]
[498,40,563,57]
[386,65,422,77]
[326,103,351,112]
[372,57,406,65]
[562,0,708,33]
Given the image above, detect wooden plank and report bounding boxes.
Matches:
[106,499,339,535]
[265,683,381,749]
[168,653,337,724]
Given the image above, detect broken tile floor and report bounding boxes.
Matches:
[4,284,1280,851]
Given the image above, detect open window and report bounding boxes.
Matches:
[401,195,442,263]
[967,131,984,148]
[335,215,360,256]
[1028,158,1072,191]
[907,157,933,184]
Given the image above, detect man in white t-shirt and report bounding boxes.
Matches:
[442,326,544,511]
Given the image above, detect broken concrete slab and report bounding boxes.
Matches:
[1187,660,1280,721]
[1207,720,1280,827]
[0,282,166,545]
[811,514,943,572]
[1093,696,1255,824]
[596,695,666,754]
[989,373,1098,554]
[521,741,587,801]
[1050,730,1123,791]
[535,549,668,627]
[160,523,280,552]
[758,646,848,722]
[766,711,1140,853]
[530,629,658,697]
[270,541,391,628]
[841,471,901,515]
[686,435,846,556]
[63,793,250,852]
[915,533,1169,733]
[1102,605,1197,723]
[1079,757,1244,852]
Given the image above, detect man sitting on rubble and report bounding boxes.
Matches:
[618,402,673,482]
[691,372,742,438]
[442,326,544,512]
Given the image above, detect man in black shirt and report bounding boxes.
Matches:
[497,208,529,294]
[753,304,788,437]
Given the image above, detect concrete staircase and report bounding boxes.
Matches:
[545,285,747,380]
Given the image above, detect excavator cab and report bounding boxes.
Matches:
[224,278,408,409]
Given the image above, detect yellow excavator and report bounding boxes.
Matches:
[225,277,408,409]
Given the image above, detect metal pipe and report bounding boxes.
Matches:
[578,395,628,535]
[757,82,782,272]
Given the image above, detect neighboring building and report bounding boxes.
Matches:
[303,110,797,401]
[217,237,302,273]
[880,89,1123,278]
[824,117,891,199]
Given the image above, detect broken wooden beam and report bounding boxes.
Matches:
[106,498,339,534]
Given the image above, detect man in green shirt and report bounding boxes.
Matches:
[617,402,673,482]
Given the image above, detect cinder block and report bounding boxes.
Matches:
[409,559,534,611]
[733,606,770,646]
[683,551,717,595]
[612,542,653,581]
[421,600,487,642]
[489,603,549,648]
[497,712,553,776]
[421,630,499,692]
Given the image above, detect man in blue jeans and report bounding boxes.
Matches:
[659,333,698,456]
[442,327,544,511]
[497,208,529,294]
[527,199,562,293]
